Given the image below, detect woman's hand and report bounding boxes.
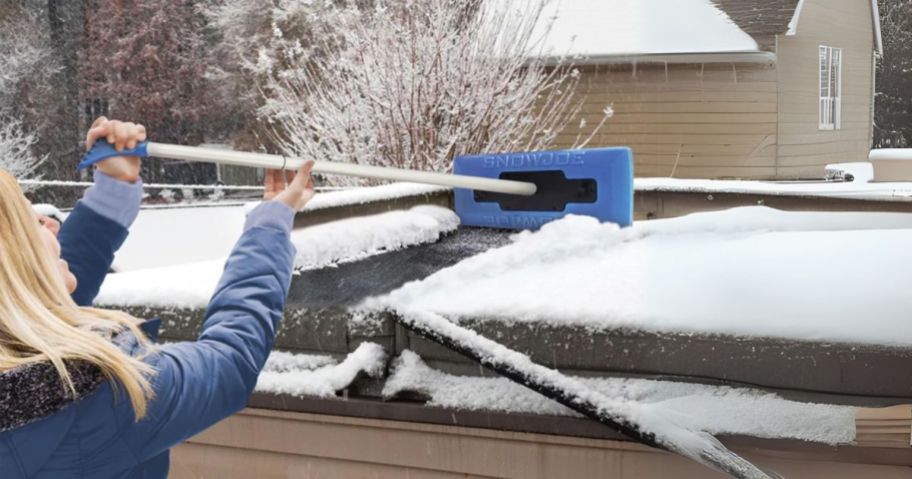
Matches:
[85,116,146,183]
[263,161,316,211]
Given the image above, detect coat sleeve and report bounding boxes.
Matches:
[58,203,130,306]
[119,202,296,461]
[58,171,143,306]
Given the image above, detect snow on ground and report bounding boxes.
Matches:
[255,343,386,398]
[513,0,758,59]
[383,351,855,445]
[380,207,912,346]
[635,176,912,200]
[96,205,457,308]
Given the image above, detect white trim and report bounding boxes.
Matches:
[871,0,884,56]
[836,47,843,128]
[818,45,842,130]
[786,0,806,35]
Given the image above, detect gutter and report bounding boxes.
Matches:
[535,51,777,66]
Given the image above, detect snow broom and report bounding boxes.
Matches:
[79,141,633,230]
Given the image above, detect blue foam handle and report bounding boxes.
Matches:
[78,140,150,171]
[453,147,634,230]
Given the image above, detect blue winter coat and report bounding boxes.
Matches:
[0,201,295,478]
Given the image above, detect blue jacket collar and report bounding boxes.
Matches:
[0,319,160,433]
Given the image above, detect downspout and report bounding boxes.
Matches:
[870,50,876,149]
[774,35,781,179]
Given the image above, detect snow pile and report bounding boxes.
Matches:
[255,343,386,398]
[292,205,458,270]
[381,207,912,345]
[384,351,855,445]
[96,259,225,308]
[97,206,457,307]
[517,0,758,59]
[263,350,336,373]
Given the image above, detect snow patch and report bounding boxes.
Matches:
[380,207,912,345]
[255,343,386,398]
[263,350,337,373]
[116,183,448,272]
[97,206,457,308]
[301,183,448,212]
[870,149,912,161]
[786,0,805,35]
[635,177,912,200]
[384,351,855,444]
[96,259,225,308]
[292,205,458,270]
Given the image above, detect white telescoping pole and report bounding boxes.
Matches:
[146,143,537,196]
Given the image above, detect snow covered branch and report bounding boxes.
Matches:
[0,4,53,180]
[0,119,43,179]
[257,0,609,185]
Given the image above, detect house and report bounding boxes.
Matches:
[540,0,883,180]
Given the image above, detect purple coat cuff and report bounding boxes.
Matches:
[81,171,143,228]
[244,201,295,234]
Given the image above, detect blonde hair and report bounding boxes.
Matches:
[0,170,154,418]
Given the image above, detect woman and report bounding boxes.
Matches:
[0,117,314,478]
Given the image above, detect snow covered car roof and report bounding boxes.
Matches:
[100,205,912,405]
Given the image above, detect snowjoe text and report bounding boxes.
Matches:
[481,152,586,169]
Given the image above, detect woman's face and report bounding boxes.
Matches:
[35,211,77,294]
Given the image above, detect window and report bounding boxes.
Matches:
[819,46,842,130]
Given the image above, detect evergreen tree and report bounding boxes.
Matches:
[875,0,912,148]
[80,0,216,183]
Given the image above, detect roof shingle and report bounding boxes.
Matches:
[711,0,802,51]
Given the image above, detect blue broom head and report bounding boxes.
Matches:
[453,147,633,230]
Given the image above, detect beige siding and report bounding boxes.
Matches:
[556,62,780,179]
[170,408,912,479]
[775,0,876,178]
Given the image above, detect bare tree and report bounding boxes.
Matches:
[203,0,362,151]
[0,119,43,179]
[258,0,610,185]
[0,3,51,180]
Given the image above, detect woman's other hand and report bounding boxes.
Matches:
[263,161,315,211]
[85,116,146,183]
